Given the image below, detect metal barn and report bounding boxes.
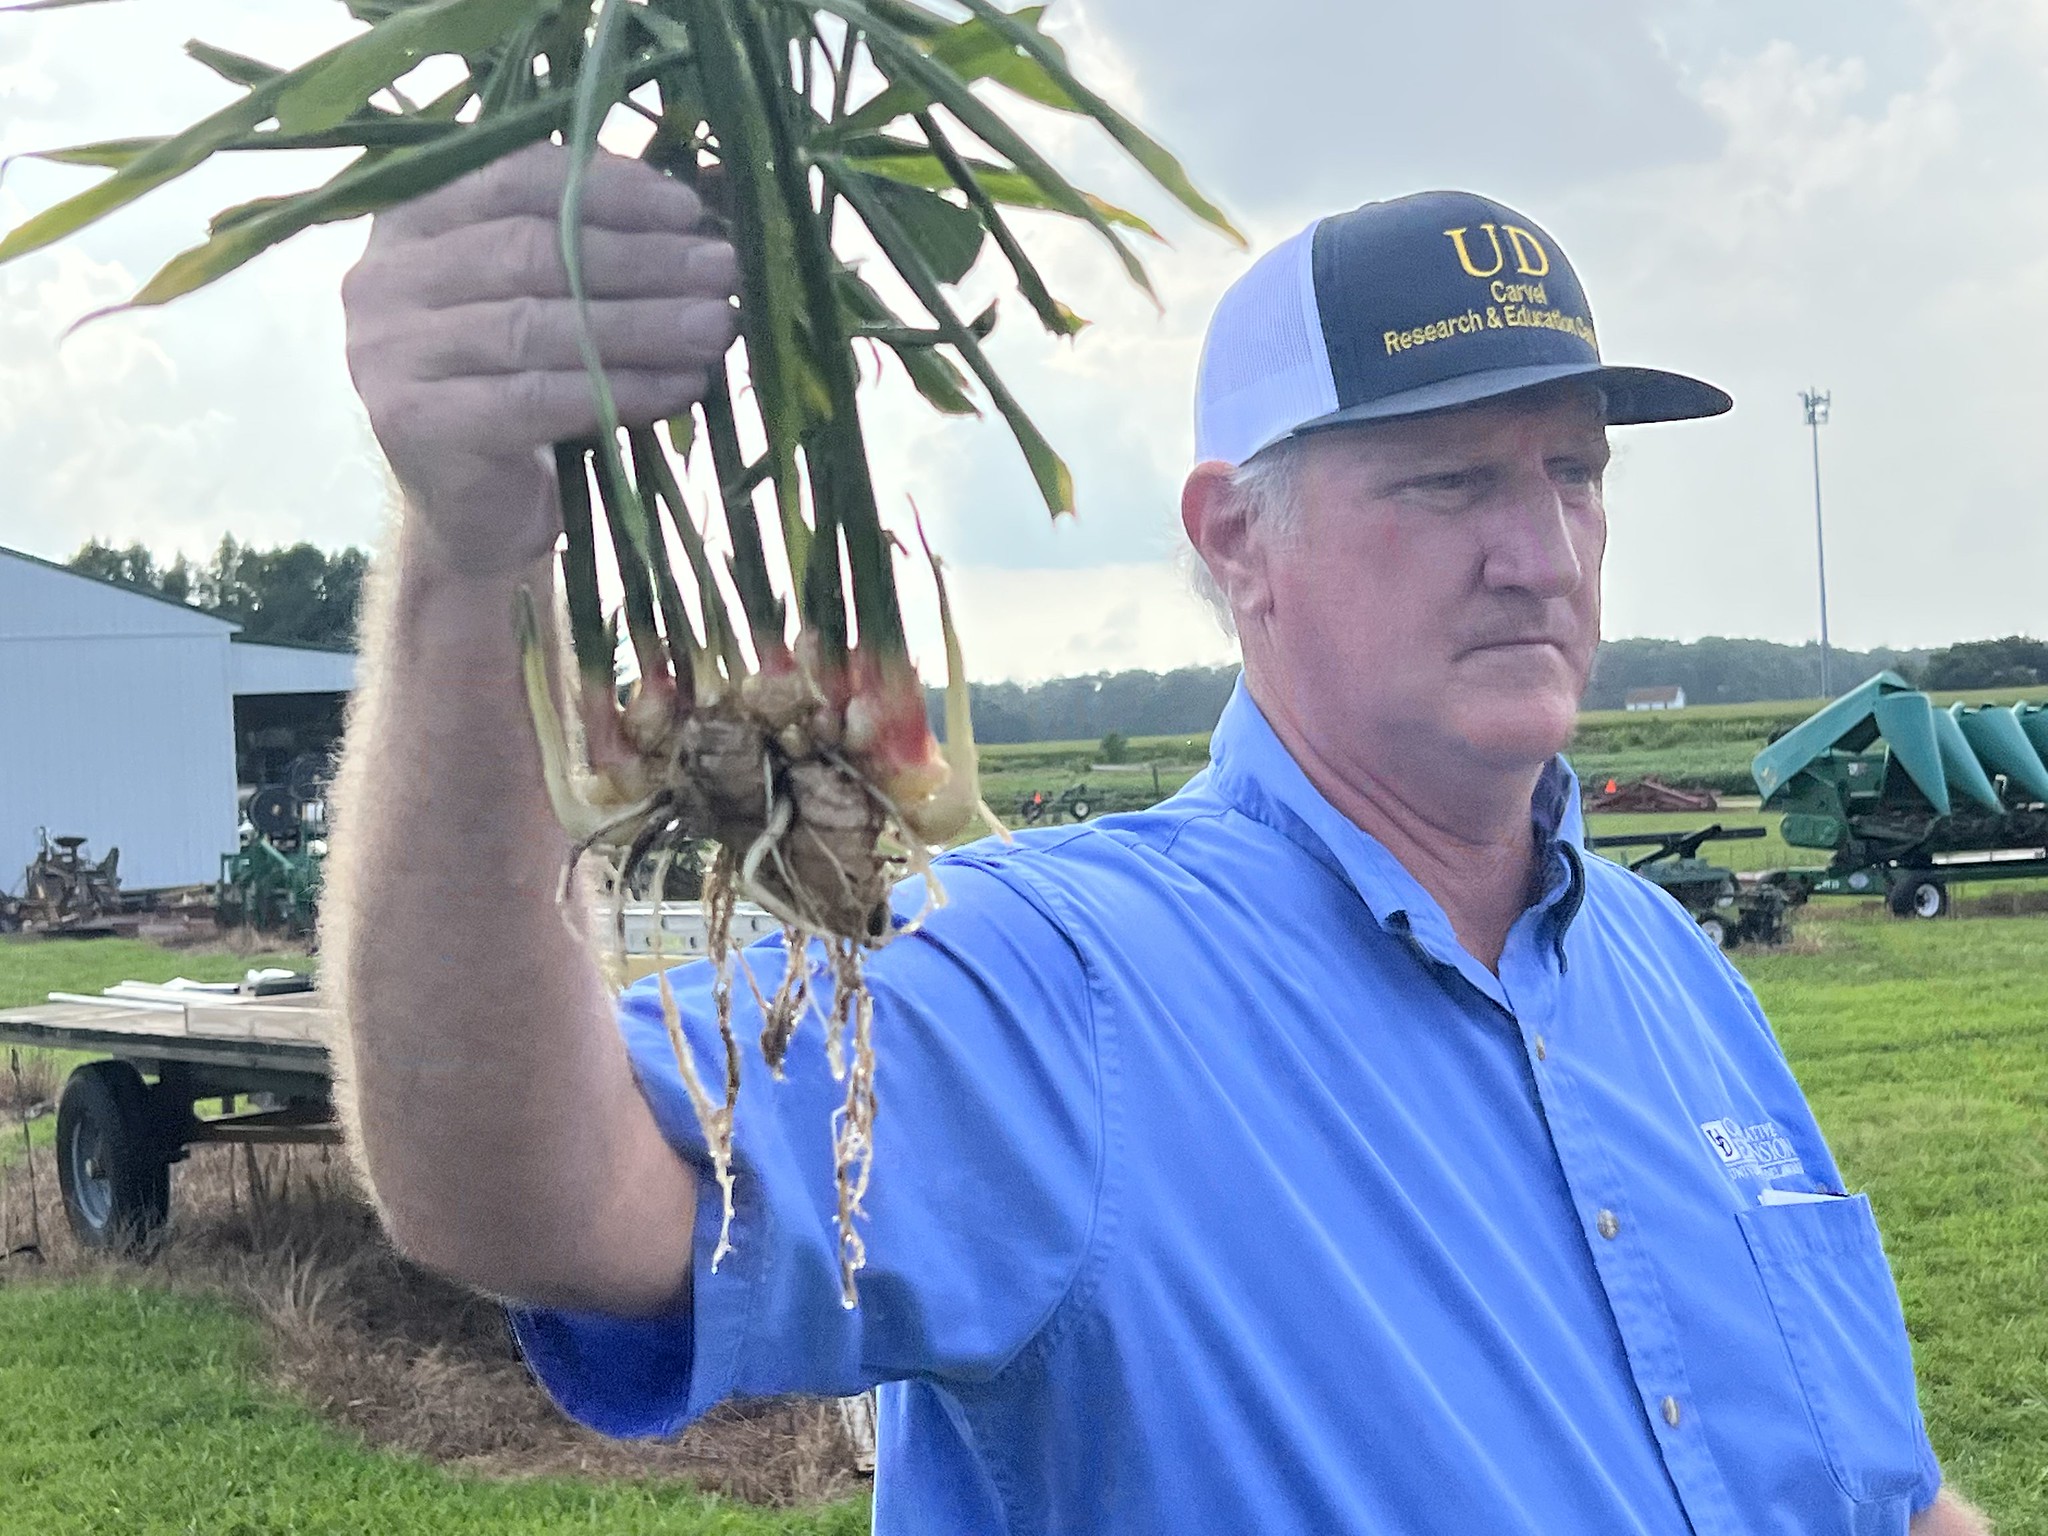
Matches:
[0,547,358,892]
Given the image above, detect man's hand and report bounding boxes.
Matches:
[341,141,738,577]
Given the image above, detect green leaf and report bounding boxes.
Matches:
[836,6,1076,136]
[5,118,460,183]
[274,0,547,136]
[831,161,1074,515]
[950,0,1243,245]
[185,40,287,90]
[111,89,573,308]
[813,0,1156,302]
[0,81,287,266]
[856,174,983,285]
[6,137,164,172]
[837,265,979,416]
[0,0,549,268]
[827,139,1158,235]
[208,194,295,236]
[915,109,1081,336]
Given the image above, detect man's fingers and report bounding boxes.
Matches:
[380,141,706,241]
[417,368,713,454]
[404,295,737,381]
[360,217,736,309]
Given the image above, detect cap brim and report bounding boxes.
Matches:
[1288,362,1732,436]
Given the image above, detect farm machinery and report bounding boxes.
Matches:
[1586,825,1804,947]
[1753,673,2048,917]
[217,757,329,937]
[1017,783,1099,825]
[0,829,124,933]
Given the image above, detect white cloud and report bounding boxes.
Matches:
[895,560,1239,685]
[2,0,2044,685]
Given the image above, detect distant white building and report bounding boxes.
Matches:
[0,546,358,891]
[1623,685,1687,713]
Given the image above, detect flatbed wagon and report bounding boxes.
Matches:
[0,982,336,1249]
[0,903,778,1250]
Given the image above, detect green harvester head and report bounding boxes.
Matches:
[1751,674,2048,870]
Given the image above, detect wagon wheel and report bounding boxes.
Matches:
[1696,915,1731,950]
[1888,876,1948,920]
[55,1061,171,1253]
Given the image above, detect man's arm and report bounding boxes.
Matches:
[325,144,737,1315]
[1913,1488,1992,1535]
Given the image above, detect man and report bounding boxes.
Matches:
[331,147,1989,1534]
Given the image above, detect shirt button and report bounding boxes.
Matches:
[1662,1396,1683,1428]
[1596,1209,1620,1240]
[1533,1035,1548,1061]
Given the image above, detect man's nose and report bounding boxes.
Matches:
[1480,474,1584,598]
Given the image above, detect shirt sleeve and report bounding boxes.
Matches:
[509,849,1103,1439]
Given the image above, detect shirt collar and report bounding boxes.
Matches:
[1205,678,1586,973]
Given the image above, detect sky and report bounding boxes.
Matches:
[3,0,2044,682]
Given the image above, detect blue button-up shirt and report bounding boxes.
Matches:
[514,681,1941,1534]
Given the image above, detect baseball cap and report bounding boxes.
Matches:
[1194,191,1731,466]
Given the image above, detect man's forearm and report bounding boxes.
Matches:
[325,514,695,1313]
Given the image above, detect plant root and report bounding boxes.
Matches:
[525,541,991,1303]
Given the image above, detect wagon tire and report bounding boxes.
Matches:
[1696,915,1731,949]
[55,1061,171,1254]
[1889,877,1948,920]
[1067,798,1093,821]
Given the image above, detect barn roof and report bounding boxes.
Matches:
[0,544,236,641]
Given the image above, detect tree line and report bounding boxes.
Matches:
[66,538,2039,730]
[930,635,2047,742]
[68,536,367,650]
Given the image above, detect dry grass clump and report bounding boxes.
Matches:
[0,1140,864,1506]
[0,1050,60,1119]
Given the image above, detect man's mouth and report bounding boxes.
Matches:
[1463,636,1570,658]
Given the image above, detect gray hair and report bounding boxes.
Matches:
[1184,435,1310,637]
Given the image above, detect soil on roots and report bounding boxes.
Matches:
[0,1141,868,1506]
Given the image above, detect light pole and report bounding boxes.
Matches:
[1800,388,1833,698]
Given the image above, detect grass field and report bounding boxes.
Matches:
[1743,910,2048,1532]
[0,937,295,1012]
[0,1285,868,1535]
[2,915,2043,1531]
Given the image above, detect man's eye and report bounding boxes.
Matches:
[1550,460,1600,487]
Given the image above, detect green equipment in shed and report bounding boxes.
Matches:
[217,766,327,937]
[1752,674,2048,917]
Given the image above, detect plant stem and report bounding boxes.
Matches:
[591,441,674,692]
[737,5,905,663]
[700,379,789,657]
[553,442,617,704]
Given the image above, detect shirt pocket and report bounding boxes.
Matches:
[1735,1194,1928,1504]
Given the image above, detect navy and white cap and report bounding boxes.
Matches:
[1194,190,1732,466]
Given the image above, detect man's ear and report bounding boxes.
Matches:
[1182,461,1273,625]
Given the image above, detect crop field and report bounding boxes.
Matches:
[1,911,2043,1532]
[982,679,2048,817]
